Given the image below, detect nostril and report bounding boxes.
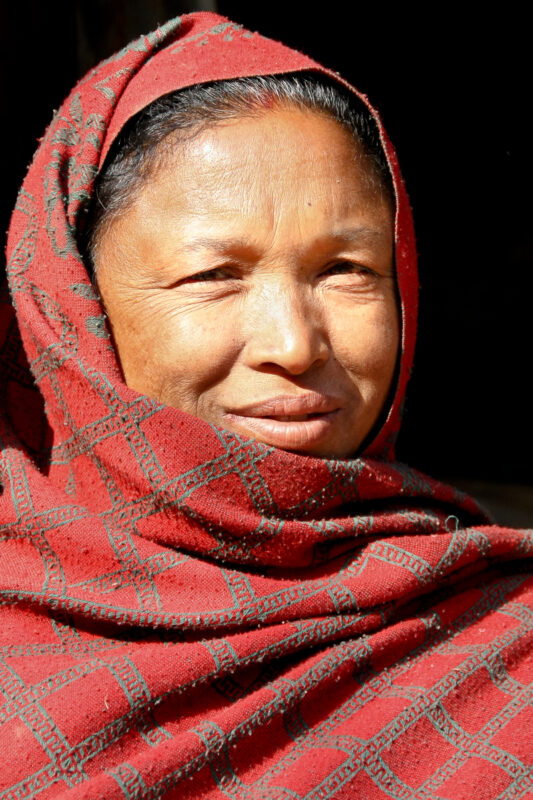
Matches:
[255,346,328,376]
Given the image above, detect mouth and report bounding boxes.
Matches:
[223,394,342,451]
[265,414,318,421]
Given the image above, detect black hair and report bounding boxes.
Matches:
[85,72,393,267]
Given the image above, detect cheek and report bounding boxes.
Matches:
[122,301,241,403]
[329,298,399,392]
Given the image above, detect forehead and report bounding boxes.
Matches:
[107,107,393,272]
[142,107,390,220]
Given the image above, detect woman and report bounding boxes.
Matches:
[0,12,531,799]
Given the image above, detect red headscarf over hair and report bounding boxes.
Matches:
[1,13,531,799]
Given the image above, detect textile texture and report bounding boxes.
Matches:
[0,12,532,799]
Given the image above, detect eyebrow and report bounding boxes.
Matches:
[179,236,256,254]
[178,226,390,255]
[329,226,391,246]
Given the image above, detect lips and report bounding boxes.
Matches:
[223,393,342,451]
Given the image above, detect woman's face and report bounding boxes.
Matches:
[96,107,398,458]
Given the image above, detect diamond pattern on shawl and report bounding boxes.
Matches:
[0,660,88,789]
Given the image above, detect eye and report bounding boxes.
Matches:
[185,267,234,283]
[321,261,376,280]
[173,265,242,297]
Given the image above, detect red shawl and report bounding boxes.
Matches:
[1,13,531,799]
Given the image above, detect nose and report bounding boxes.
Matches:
[242,282,329,375]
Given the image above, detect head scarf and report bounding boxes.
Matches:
[1,13,531,799]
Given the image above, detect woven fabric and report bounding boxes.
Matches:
[1,12,531,799]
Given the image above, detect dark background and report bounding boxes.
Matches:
[1,1,531,519]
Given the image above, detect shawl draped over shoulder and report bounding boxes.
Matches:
[1,12,532,799]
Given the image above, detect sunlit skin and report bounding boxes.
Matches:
[95,107,399,458]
